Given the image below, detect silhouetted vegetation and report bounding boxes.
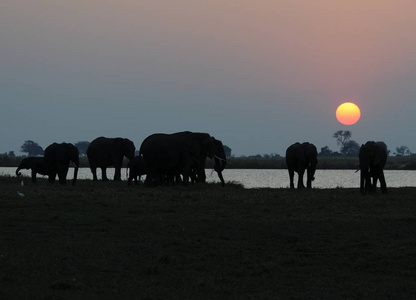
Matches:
[75,141,90,156]
[20,140,44,156]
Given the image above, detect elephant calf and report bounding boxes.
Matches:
[127,156,147,185]
[16,157,47,183]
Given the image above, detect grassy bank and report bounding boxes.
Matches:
[1,177,416,299]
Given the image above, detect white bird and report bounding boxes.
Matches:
[21,180,24,187]
[17,191,25,198]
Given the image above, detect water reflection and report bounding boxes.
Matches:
[2,167,415,189]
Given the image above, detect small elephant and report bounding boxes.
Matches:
[286,142,318,189]
[87,137,136,181]
[15,157,47,183]
[44,142,79,185]
[359,141,387,194]
[127,156,147,185]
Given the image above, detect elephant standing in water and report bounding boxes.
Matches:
[15,157,47,183]
[286,142,318,189]
[359,141,388,194]
[139,131,227,186]
[44,143,79,185]
[87,137,135,181]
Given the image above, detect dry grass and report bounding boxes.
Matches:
[1,176,416,299]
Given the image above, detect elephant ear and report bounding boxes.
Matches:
[305,144,318,165]
[374,142,387,166]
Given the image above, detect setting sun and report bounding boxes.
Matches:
[336,102,361,125]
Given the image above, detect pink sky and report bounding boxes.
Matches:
[1,0,416,155]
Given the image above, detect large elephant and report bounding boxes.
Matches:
[359,141,387,194]
[87,137,135,181]
[139,131,227,186]
[44,143,79,185]
[286,142,318,189]
[15,157,47,183]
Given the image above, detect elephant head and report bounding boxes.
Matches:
[359,141,387,194]
[16,158,32,176]
[303,142,318,187]
[189,133,227,186]
[44,142,79,185]
[120,138,136,161]
[212,138,227,187]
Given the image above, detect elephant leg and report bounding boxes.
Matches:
[364,172,372,193]
[91,167,98,181]
[175,174,183,185]
[288,169,295,189]
[144,173,152,185]
[101,167,109,181]
[297,170,305,189]
[58,167,68,184]
[127,171,133,186]
[31,169,37,183]
[114,167,122,181]
[379,171,387,193]
[49,171,57,183]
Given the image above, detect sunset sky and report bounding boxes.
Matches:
[1,0,416,156]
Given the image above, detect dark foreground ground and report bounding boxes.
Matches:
[1,177,416,299]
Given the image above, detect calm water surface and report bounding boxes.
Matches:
[2,167,416,189]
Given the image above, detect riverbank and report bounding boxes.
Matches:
[2,155,416,170]
[1,177,416,299]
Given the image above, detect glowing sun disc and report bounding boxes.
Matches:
[336,102,361,125]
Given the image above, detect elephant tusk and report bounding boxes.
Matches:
[213,155,226,162]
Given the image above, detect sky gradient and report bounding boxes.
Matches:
[1,0,416,156]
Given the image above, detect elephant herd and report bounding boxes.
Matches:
[15,131,227,187]
[15,132,387,194]
[286,140,388,194]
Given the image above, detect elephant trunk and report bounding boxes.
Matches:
[214,156,226,187]
[16,167,22,176]
[72,166,78,186]
[360,169,367,194]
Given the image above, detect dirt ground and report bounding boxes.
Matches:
[1,176,416,299]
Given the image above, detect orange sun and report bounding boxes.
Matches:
[336,102,361,125]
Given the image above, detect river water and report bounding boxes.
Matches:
[2,167,416,189]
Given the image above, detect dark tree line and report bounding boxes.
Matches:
[1,134,411,158]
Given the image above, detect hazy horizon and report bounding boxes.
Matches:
[2,1,416,156]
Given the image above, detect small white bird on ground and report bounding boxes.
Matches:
[17,191,25,198]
